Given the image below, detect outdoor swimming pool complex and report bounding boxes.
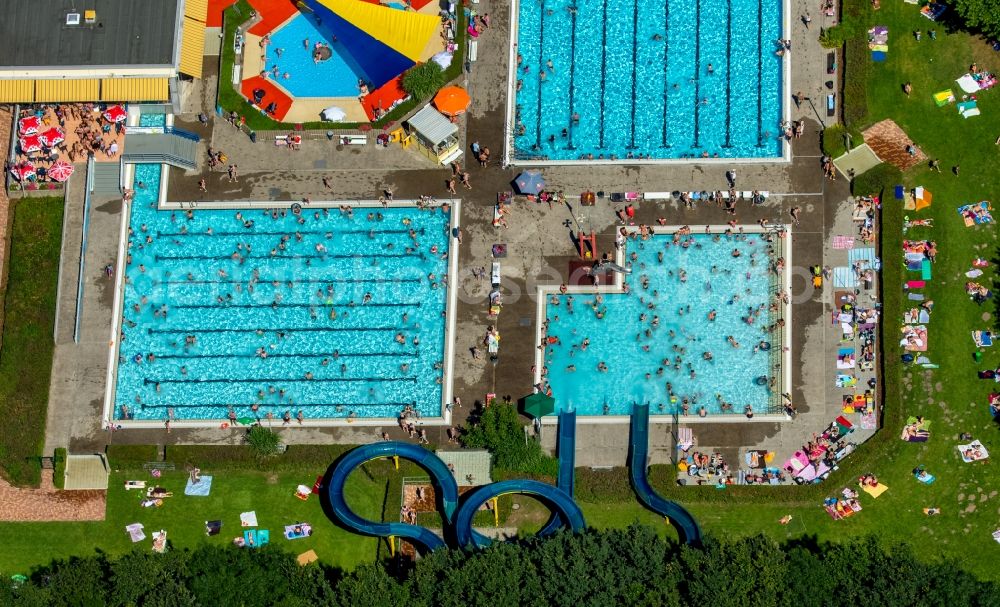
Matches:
[541,230,786,416]
[265,14,363,98]
[112,164,453,423]
[511,0,785,161]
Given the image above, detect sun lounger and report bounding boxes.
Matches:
[491,262,501,286]
[827,51,836,74]
[862,482,888,498]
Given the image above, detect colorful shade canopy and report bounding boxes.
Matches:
[303,0,440,90]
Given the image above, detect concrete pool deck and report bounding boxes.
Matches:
[42,0,880,484]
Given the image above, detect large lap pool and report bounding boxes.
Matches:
[540,228,786,416]
[113,164,453,423]
[511,0,785,161]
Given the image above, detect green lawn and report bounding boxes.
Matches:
[0,465,389,574]
[0,197,63,486]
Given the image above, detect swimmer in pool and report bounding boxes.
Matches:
[708,310,717,321]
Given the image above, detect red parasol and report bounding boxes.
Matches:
[103,105,127,123]
[10,161,35,180]
[48,160,75,182]
[19,135,43,153]
[39,127,65,148]
[18,115,40,135]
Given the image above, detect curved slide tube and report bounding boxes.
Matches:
[628,403,703,545]
[453,479,586,549]
[537,410,577,537]
[324,441,459,553]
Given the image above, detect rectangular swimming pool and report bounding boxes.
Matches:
[509,0,786,162]
[538,227,789,417]
[109,163,456,425]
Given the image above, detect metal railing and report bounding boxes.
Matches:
[73,156,95,343]
[164,126,200,142]
[121,153,195,170]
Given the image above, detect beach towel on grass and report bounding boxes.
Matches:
[862,482,889,498]
[973,331,994,347]
[958,202,993,226]
[126,523,146,543]
[958,440,989,462]
[914,470,936,484]
[240,511,258,527]
[185,475,212,496]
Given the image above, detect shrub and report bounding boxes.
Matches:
[52,447,67,489]
[246,425,281,459]
[850,162,902,197]
[574,467,635,503]
[401,62,446,102]
[106,444,160,471]
[462,402,559,477]
[821,125,848,158]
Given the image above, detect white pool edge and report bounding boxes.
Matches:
[503,0,793,166]
[103,172,462,429]
[532,223,793,424]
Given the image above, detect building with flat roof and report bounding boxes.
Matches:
[0,0,207,103]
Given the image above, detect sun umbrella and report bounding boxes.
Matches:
[103,104,127,123]
[18,115,40,135]
[10,162,35,180]
[19,135,42,153]
[48,160,74,182]
[433,86,471,117]
[39,127,65,148]
[321,106,347,122]
[523,392,556,418]
[514,171,545,195]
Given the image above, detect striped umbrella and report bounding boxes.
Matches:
[48,160,75,182]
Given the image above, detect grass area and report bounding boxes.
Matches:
[568,3,1000,581]
[0,464,393,574]
[0,197,63,487]
[217,0,466,132]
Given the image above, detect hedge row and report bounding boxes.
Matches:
[841,0,873,129]
[106,444,356,472]
[52,447,66,490]
[851,163,903,197]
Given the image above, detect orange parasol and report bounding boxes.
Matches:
[433,86,471,117]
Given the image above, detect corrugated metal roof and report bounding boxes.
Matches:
[35,79,101,102]
[101,78,169,101]
[179,16,205,78]
[0,79,34,102]
[407,105,457,146]
[0,0,180,68]
[184,0,209,22]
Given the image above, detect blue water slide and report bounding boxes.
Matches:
[453,479,586,549]
[628,403,703,545]
[537,410,577,537]
[324,441,459,553]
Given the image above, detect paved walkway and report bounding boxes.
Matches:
[0,470,105,521]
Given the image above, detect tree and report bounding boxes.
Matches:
[952,0,1000,40]
[401,62,445,102]
[461,402,559,476]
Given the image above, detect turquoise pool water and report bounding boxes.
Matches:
[265,14,362,98]
[543,232,781,415]
[138,112,167,127]
[513,0,784,160]
[115,164,451,422]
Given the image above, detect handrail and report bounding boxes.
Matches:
[120,153,196,170]
[73,156,95,343]
[164,126,200,142]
